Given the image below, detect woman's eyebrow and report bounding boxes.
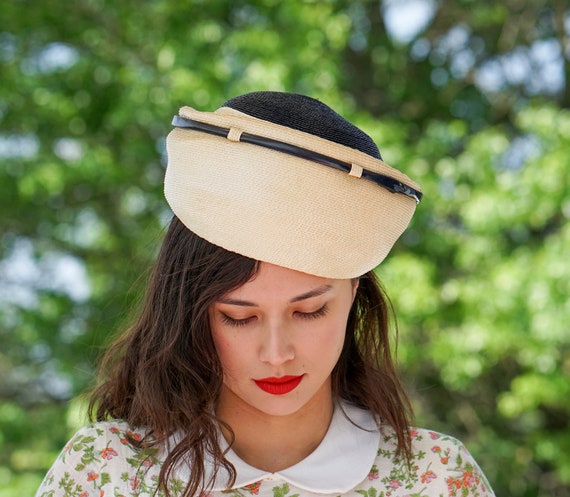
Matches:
[217,284,333,307]
[289,284,333,303]
[217,297,257,307]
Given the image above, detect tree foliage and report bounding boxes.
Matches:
[1,1,569,496]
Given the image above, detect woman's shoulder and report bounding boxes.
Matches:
[408,426,475,454]
[366,425,495,496]
[377,424,481,457]
[57,419,150,460]
[68,419,147,444]
[35,420,163,497]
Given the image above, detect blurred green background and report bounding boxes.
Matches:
[1,0,569,495]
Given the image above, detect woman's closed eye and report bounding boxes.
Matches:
[220,313,256,327]
[294,304,329,320]
[219,304,329,327]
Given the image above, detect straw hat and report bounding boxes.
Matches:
[164,92,422,279]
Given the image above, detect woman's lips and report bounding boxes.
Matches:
[254,375,304,395]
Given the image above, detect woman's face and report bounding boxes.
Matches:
[209,262,357,418]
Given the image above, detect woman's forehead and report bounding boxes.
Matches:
[219,262,346,303]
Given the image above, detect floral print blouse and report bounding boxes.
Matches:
[36,402,495,497]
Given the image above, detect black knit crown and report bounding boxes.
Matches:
[222,91,382,160]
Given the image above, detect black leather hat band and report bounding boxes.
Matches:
[172,115,422,204]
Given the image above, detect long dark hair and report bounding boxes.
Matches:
[89,215,413,497]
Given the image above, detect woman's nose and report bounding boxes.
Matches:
[258,321,295,365]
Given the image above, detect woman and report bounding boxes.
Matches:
[36,92,495,497]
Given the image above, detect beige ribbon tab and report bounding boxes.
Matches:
[227,128,243,142]
[349,163,363,178]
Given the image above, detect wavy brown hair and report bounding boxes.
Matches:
[89,215,413,497]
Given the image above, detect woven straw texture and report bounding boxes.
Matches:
[165,107,420,279]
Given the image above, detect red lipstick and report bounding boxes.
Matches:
[254,375,304,395]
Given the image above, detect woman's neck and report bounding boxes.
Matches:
[216,385,335,473]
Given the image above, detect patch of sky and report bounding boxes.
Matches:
[0,238,91,310]
[382,0,437,44]
[475,38,565,96]
[53,137,84,162]
[500,134,542,171]
[0,134,39,159]
[21,41,78,75]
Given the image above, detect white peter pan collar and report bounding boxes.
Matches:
[207,401,380,493]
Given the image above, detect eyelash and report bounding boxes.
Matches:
[221,314,255,328]
[220,304,329,328]
[296,304,329,320]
